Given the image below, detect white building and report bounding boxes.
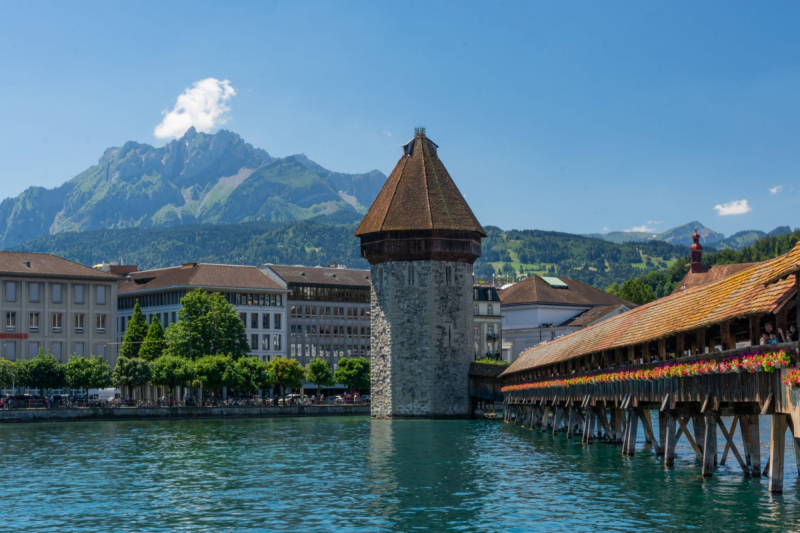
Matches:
[473,285,503,361]
[500,275,633,362]
[117,263,289,361]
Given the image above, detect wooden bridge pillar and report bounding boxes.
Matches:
[613,408,623,443]
[567,405,577,439]
[749,415,761,478]
[623,410,638,455]
[702,413,718,478]
[541,405,550,433]
[769,414,788,493]
[664,413,678,466]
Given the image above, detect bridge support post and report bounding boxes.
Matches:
[613,408,623,443]
[541,405,551,433]
[658,411,667,456]
[749,415,762,478]
[623,410,638,455]
[702,413,718,478]
[769,414,788,493]
[664,413,678,466]
[552,406,561,435]
[567,405,576,439]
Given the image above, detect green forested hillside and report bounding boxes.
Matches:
[14,221,689,289]
[607,230,800,303]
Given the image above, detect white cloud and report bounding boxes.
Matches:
[646,220,663,225]
[769,185,783,195]
[154,78,236,140]
[714,199,752,216]
[383,130,392,137]
[602,226,611,232]
[625,225,656,233]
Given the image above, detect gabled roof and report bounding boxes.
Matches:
[558,304,630,328]
[119,263,285,293]
[0,251,119,280]
[502,242,800,376]
[499,275,635,308]
[267,265,371,288]
[672,263,758,294]
[355,129,486,237]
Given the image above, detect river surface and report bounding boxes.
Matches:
[2,416,800,532]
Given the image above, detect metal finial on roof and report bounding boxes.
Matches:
[415,127,426,136]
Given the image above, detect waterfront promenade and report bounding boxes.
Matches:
[0,404,369,423]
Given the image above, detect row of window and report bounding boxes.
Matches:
[118,291,186,311]
[120,312,178,332]
[238,313,283,330]
[289,305,369,320]
[474,304,496,316]
[223,292,283,308]
[289,343,370,358]
[249,334,283,351]
[474,325,498,336]
[4,282,108,305]
[3,340,105,361]
[290,325,371,339]
[289,286,370,303]
[5,311,107,334]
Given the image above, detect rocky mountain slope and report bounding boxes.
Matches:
[0,128,386,248]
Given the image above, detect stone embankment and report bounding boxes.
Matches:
[0,405,369,423]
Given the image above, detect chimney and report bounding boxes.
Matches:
[181,262,198,269]
[690,228,703,274]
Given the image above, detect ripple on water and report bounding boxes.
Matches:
[2,416,800,532]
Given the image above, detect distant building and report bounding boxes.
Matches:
[117,263,289,361]
[263,264,372,373]
[473,285,503,361]
[672,230,757,294]
[500,275,633,361]
[0,251,120,375]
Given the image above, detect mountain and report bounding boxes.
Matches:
[0,128,386,249]
[586,221,725,247]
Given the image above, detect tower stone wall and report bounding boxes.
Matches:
[370,260,473,418]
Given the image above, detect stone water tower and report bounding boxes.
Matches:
[355,128,486,418]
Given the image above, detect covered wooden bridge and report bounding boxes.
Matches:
[500,242,800,492]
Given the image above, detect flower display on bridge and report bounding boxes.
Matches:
[501,348,797,393]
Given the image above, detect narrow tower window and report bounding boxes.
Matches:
[445,266,452,286]
[407,264,415,286]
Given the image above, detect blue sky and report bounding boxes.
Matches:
[1,1,798,236]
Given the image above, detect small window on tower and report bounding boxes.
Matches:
[407,264,415,286]
[445,266,452,286]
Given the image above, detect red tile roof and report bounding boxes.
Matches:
[268,265,371,288]
[503,242,800,376]
[0,252,119,280]
[672,263,758,294]
[119,263,285,293]
[355,129,486,237]
[499,275,635,308]
[558,304,630,327]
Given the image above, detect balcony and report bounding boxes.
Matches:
[486,333,499,341]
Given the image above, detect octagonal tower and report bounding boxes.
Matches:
[355,128,486,418]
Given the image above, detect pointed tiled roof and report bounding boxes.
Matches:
[355,129,486,237]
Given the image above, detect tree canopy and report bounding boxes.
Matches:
[606,278,658,305]
[229,356,271,395]
[120,301,148,359]
[139,315,167,361]
[0,358,17,389]
[194,354,234,396]
[305,357,333,393]
[112,357,152,397]
[165,289,249,359]
[151,355,196,392]
[333,357,370,393]
[64,356,112,393]
[266,357,304,399]
[17,350,68,394]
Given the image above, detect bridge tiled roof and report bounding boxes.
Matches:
[502,242,800,377]
[354,129,486,238]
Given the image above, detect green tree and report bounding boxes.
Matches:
[305,357,333,397]
[64,356,112,396]
[120,301,148,359]
[0,359,17,390]
[266,357,305,403]
[607,278,657,305]
[139,315,166,361]
[151,355,196,395]
[17,349,67,396]
[165,289,249,359]
[194,354,234,398]
[112,357,152,399]
[333,357,370,393]
[228,356,271,396]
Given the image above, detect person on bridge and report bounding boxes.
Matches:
[764,322,785,344]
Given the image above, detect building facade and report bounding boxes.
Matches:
[500,275,633,362]
[263,264,371,372]
[356,128,487,419]
[117,263,289,361]
[0,252,120,370]
[473,285,502,360]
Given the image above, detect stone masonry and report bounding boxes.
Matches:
[370,260,474,418]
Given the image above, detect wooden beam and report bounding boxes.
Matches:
[750,415,762,478]
[719,416,739,466]
[665,413,678,467]
[636,410,661,454]
[658,338,667,362]
[676,416,703,460]
[676,332,685,358]
[749,314,762,346]
[769,415,788,493]
[717,417,748,475]
[696,328,706,355]
[623,410,638,455]
[567,405,576,439]
[703,413,718,478]
[627,345,635,365]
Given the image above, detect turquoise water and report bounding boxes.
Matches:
[2,416,800,532]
